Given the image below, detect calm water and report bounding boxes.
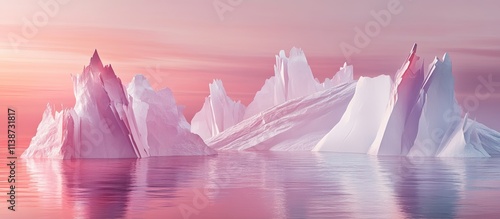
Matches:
[1,152,500,219]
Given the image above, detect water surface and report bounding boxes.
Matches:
[1,152,499,218]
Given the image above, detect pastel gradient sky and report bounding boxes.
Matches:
[1,0,499,152]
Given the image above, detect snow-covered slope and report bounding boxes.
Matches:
[22,51,215,159]
[191,79,246,140]
[244,48,353,119]
[206,82,356,151]
[313,75,392,153]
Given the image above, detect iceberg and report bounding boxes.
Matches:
[206,82,356,151]
[191,79,246,140]
[244,48,353,119]
[22,50,215,159]
[197,44,499,158]
[312,44,500,157]
[193,48,354,142]
[21,45,500,158]
[127,75,215,156]
[407,53,497,157]
[407,53,462,156]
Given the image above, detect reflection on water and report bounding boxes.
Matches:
[1,152,500,218]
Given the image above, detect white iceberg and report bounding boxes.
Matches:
[22,45,500,158]
[206,82,356,151]
[312,44,500,157]
[407,53,462,156]
[201,44,499,158]
[244,48,353,119]
[127,75,215,156]
[22,50,215,159]
[191,79,246,140]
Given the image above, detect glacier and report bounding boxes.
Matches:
[21,50,216,159]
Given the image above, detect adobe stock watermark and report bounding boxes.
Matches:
[7,0,71,52]
[462,74,500,112]
[63,115,116,158]
[143,64,167,90]
[412,73,500,152]
[78,117,116,157]
[339,0,409,61]
[213,0,244,21]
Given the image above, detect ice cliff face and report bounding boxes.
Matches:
[191,79,246,140]
[407,53,462,156]
[406,53,493,157]
[313,75,393,153]
[21,51,215,159]
[368,44,425,155]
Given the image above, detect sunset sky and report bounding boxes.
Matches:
[1,0,499,152]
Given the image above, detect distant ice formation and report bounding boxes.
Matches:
[21,51,215,159]
[191,79,246,140]
[243,47,354,119]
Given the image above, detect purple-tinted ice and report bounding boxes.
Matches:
[22,51,215,159]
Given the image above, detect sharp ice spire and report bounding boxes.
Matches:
[90,49,103,68]
[410,43,417,54]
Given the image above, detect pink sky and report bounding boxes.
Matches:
[1,0,499,152]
